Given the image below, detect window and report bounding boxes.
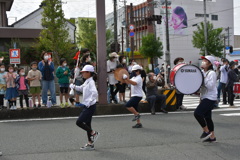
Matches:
[195,13,209,18]
[211,15,218,21]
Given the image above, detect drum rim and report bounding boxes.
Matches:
[173,64,204,95]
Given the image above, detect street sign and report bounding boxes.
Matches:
[129,24,134,31]
[9,49,20,64]
[226,46,230,50]
[129,31,134,37]
[126,48,131,52]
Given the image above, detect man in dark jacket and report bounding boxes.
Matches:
[146,72,168,114]
[227,61,239,107]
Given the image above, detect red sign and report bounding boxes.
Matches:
[9,49,21,64]
[9,49,20,58]
[129,24,134,31]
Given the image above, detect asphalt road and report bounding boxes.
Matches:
[0,108,240,160]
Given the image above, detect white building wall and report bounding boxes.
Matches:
[155,0,234,67]
[13,8,75,43]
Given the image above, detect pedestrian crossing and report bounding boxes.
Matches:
[182,95,240,109]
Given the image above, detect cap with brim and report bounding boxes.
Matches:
[131,64,142,71]
[114,68,129,83]
[109,52,119,58]
[80,65,94,72]
[201,56,215,66]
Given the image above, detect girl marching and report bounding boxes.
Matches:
[69,65,100,151]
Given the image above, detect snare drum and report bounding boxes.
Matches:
[233,82,240,95]
[170,63,203,95]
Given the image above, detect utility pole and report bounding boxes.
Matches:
[203,0,208,55]
[121,26,124,54]
[227,26,230,47]
[96,0,107,104]
[130,3,134,59]
[165,0,170,84]
[119,0,127,54]
[113,0,118,52]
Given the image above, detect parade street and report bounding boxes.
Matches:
[0,106,240,160]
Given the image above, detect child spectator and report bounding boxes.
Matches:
[56,58,71,108]
[27,62,42,108]
[4,65,18,110]
[0,63,7,109]
[16,68,29,109]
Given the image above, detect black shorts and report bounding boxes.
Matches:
[125,96,142,112]
[117,83,126,93]
[60,87,69,94]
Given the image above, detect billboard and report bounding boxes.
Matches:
[160,5,188,35]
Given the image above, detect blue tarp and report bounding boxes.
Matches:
[231,50,240,55]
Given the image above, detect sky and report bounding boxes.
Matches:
[6,0,240,35]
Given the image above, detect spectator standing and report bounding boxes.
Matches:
[107,52,119,104]
[117,56,127,104]
[38,51,56,107]
[218,59,229,104]
[16,68,29,109]
[4,65,18,110]
[27,62,42,108]
[154,64,160,75]
[0,63,7,109]
[226,61,238,107]
[140,65,147,96]
[56,58,71,108]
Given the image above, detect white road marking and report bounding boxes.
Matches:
[220,113,240,116]
[1,108,240,123]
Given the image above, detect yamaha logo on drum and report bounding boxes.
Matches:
[181,69,197,73]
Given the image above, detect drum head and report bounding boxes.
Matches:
[174,65,203,94]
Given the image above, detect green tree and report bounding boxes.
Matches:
[139,33,163,71]
[76,20,113,57]
[39,0,75,66]
[192,22,224,57]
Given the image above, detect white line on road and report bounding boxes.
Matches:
[220,113,240,116]
[0,108,240,123]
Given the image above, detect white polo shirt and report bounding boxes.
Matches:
[130,74,143,97]
[75,77,98,107]
[201,70,217,101]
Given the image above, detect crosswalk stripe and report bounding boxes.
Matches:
[220,113,240,116]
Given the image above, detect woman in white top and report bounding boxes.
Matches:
[70,65,99,151]
[123,65,143,128]
[194,56,217,142]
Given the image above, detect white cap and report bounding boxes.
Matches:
[201,56,216,66]
[109,52,119,58]
[131,64,142,71]
[81,65,94,72]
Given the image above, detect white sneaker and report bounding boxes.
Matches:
[80,144,95,151]
[10,106,14,110]
[180,105,187,110]
[13,106,17,110]
[90,131,100,144]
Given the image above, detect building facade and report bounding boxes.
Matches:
[154,0,234,66]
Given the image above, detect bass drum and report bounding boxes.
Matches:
[170,63,204,95]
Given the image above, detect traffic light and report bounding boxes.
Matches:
[230,46,233,53]
[110,43,120,52]
[148,15,162,24]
